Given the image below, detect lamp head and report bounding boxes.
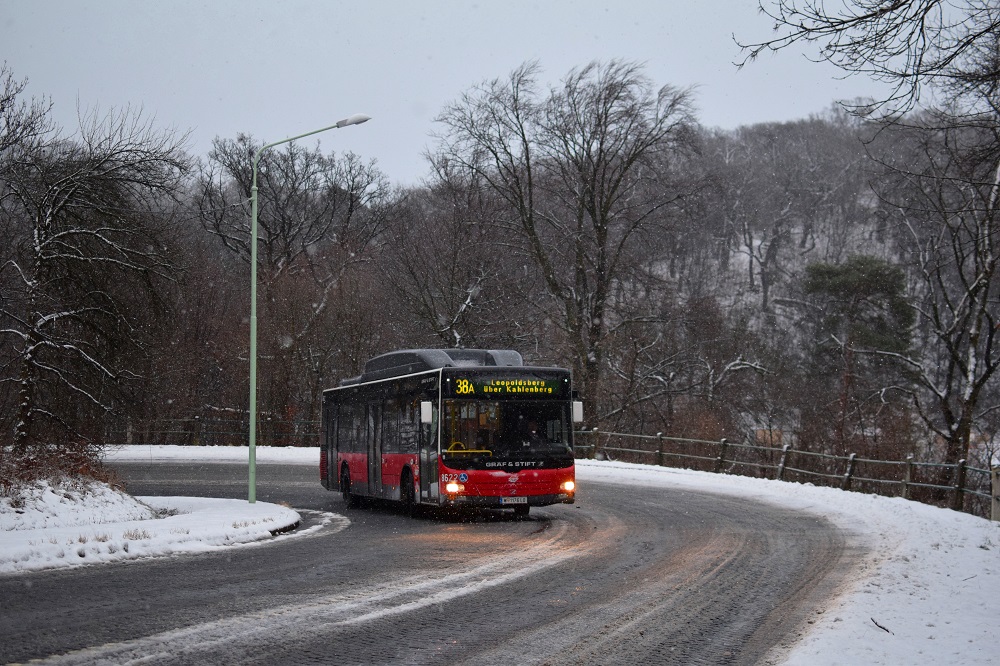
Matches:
[336,114,372,128]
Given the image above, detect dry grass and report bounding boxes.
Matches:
[1,442,121,498]
[122,529,151,540]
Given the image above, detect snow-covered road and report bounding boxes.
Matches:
[2,445,997,665]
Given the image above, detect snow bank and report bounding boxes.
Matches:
[1,478,301,574]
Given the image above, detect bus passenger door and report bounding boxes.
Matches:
[419,401,438,501]
[322,398,335,490]
[367,403,383,496]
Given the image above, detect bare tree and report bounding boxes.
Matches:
[382,160,524,349]
[434,60,697,425]
[0,104,189,473]
[699,114,880,312]
[603,279,769,438]
[0,66,50,163]
[741,1,1000,482]
[0,67,52,455]
[740,1,1000,114]
[197,135,391,276]
[128,228,248,433]
[875,118,1000,476]
[194,134,396,420]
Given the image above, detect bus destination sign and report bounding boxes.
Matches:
[450,376,564,398]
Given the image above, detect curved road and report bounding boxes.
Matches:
[0,462,858,665]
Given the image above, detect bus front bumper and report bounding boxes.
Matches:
[441,493,575,509]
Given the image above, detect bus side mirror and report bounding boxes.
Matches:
[572,401,584,423]
[420,401,434,424]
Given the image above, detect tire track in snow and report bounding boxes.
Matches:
[36,515,600,665]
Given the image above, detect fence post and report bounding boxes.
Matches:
[901,454,913,500]
[992,466,999,522]
[590,427,600,460]
[950,459,967,512]
[776,444,791,480]
[714,438,728,474]
[841,453,857,491]
[656,432,664,467]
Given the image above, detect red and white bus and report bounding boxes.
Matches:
[320,349,580,516]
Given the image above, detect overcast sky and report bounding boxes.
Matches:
[2,0,888,187]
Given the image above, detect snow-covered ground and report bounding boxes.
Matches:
[1,445,996,665]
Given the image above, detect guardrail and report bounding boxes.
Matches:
[573,429,1000,522]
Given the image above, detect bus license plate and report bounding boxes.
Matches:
[501,496,527,505]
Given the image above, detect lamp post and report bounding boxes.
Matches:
[248,114,371,503]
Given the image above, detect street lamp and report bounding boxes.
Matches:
[248,114,371,503]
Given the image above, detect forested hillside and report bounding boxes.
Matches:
[1,55,997,483]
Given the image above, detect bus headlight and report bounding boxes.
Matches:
[561,480,575,492]
[445,482,464,494]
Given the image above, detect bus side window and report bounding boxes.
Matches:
[335,403,347,452]
[399,399,419,454]
[351,403,365,454]
[383,398,400,454]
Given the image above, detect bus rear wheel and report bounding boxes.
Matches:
[400,469,417,517]
[341,467,359,508]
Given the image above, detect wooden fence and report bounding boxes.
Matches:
[103,417,999,522]
[573,429,1000,522]
[104,416,318,448]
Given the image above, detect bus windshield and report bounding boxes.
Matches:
[441,399,573,470]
